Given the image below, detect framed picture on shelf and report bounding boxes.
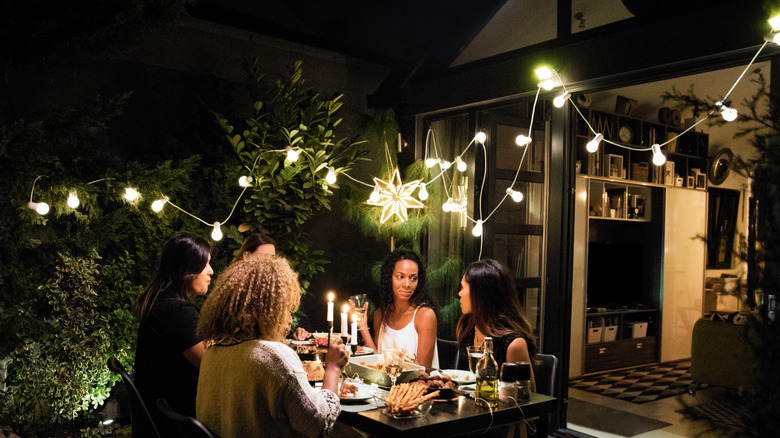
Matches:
[695,171,707,190]
[686,176,695,188]
[664,161,675,186]
[605,154,624,178]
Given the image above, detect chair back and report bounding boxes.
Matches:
[156,398,215,438]
[107,357,162,438]
[436,338,460,369]
[532,353,558,397]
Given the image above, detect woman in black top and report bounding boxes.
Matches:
[134,231,213,437]
[455,259,538,372]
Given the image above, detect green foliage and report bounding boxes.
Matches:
[217,60,368,291]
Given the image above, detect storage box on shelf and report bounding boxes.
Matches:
[575,108,708,187]
[584,309,658,373]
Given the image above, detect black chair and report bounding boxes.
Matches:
[107,357,162,438]
[532,353,558,397]
[156,398,215,438]
[436,338,460,369]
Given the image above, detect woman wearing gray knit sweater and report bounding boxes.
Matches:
[196,255,349,437]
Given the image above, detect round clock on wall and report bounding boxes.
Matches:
[618,125,634,143]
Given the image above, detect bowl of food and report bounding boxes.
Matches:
[416,371,460,400]
[344,354,424,387]
[375,382,436,419]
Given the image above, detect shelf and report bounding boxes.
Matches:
[587,179,653,221]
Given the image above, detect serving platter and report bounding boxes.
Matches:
[344,354,424,387]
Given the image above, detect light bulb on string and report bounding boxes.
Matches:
[553,91,570,108]
[418,183,429,201]
[475,131,487,144]
[124,187,140,202]
[325,167,337,185]
[286,146,299,162]
[440,160,452,170]
[151,196,169,213]
[425,157,438,168]
[769,14,780,31]
[211,222,223,241]
[535,66,555,80]
[369,184,381,203]
[238,175,253,187]
[506,188,524,203]
[442,198,454,212]
[715,101,738,122]
[764,31,780,45]
[516,135,532,146]
[651,144,666,166]
[472,220,483,237]
[586,133,603,153]
[67,191,80,208]
[27,201,50,215]
[455,156,467,172]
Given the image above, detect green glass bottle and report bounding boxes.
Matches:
[475,337,499,408]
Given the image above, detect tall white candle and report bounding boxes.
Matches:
[351,313,358,345]
[341,304,349,336]
[327,292,334,322]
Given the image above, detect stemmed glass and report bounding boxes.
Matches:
[350,294,368,338]
[382,347,405,387]
[467,346,483,375]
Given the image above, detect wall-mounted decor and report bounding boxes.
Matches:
[707,187,741,269]
[708,148,733,185]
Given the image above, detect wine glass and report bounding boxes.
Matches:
[382,348,405,387]
[467,346,483,375]
[350,294,368,318]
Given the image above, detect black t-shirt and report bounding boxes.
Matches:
[134,294,202,433]
[457,330,522,370]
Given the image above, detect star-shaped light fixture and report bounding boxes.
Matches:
[366,168,423,223]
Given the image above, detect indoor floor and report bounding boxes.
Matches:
[566,384,731,437]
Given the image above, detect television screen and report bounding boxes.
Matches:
[586,242,644,308]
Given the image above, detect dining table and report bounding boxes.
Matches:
[338,391,556,438]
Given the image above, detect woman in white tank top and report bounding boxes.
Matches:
[356,249,439,368]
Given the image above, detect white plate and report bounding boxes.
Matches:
[288,339,312,345]
[433,369,475,385]
[339,381,376,403]
[352,346,374,356]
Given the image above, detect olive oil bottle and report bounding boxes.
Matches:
[475,337,499,408]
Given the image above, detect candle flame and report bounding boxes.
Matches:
[342,303,349,313]
[328,292,334,302]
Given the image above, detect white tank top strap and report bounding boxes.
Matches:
[411,306,420,322]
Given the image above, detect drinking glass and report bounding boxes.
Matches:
[382,348,405,387]
[350,294,368,317]
[467,346,483,374]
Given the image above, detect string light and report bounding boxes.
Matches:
[586,133,603,153]
[151,196,169,213]
[553,91,570,108]
[425,157,438,168]
[440,160,452,170]
[66,191,80,208]
[472,219,483,237]
[211,222,223,241]
[715,101,738,121]
[515,135,532,146]
[769,14,780,31]
[369,184,381,203]
[651,144,666,166]
[506,188,524,203]
[442,197,454,212]
[418,183,429,201]
[124,187,139,202]
[455,156,467,172]
[238,175,253,187]
[286,146,299,162]
[475,131,487,144]
[326,167,337,185]
[27,201,50,215]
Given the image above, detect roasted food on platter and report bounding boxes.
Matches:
[339,383,358,398]
[289,343,326,354]
[359,360,389,371]
[384,382,439,415]
[416,371,458,390]
[301,361,324,381]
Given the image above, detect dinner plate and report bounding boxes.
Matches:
[433,369,475,385]
[339,381,375,403]
[352,346,374,356]
[288,339,312,345]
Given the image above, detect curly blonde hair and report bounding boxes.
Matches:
[198,255,300,344]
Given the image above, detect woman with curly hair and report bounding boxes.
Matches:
[456,259,538,374]
[357,248,439,368]
[196,255,348,438]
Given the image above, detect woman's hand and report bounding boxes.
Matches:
[348,300,370,330]
[292,327,311,340]
[321,337,349,394]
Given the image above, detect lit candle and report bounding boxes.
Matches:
[327,292,334,322]
[341,304,349,336]
[351,313,358,345]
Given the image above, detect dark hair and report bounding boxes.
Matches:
[456,259,538,358]
[137,231,211,320]
[377,249,435,322]
[231,233,276,265]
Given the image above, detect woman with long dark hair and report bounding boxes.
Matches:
[357,248,439,368]
[230,232,276,265]
[134,231,213,437]
[456,259,538,370]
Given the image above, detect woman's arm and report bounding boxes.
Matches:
[413,307,437,368]
[182,341,206,369]
[358,308,380,350]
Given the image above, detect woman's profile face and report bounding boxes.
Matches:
[458,275,472,314]
[391,259,419,301]
[187,255,214,297]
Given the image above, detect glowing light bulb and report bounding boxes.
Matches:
[553,92,570,108]
[369,184,381,203]
[211,222,223,241]
[286,147,299,162]
[455,156,467,172]
[425,157,438,168]
[238,175,253,187]
[651,144,666,166]
[442,198,454,212]
[516,135,532,146]
[27,201,50,215]
[151,196,169,212]
[124,187,139,202]
[715,101,738,122]
[586,133,603,153]
[475,132,487,144]
[472,220,483,237]
[506,188,524,203]
[325,167,337,184]
[769,14,780,31]
[440,160,452,170]
[418,183,429,201]
[67,191,80,208]
[538,78,561,91]
[535,66,554,80]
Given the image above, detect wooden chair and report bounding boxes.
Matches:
[107,357,161,438]
[156,398,215,438]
